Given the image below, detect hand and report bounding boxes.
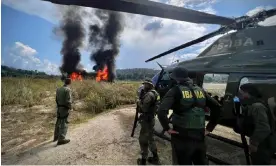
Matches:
[249,144,258,153]
[167,129,179,135]
[205,129,210,136]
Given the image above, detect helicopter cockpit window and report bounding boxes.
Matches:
[203,73,229,104]
[160,71,171,81]
[151,72,160,87]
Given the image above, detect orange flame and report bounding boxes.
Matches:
[70,72,83,81]
[96,66,108,82]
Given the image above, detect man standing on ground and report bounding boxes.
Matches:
[238,84,276,164]
[137,79,161,165]
[54,77,72,145]
[157,67,221,165]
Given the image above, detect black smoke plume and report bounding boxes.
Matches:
[89,10,124,82]
[57,6,85,75]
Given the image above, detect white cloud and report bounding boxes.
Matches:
[166,0,217,8]
[246,6,272,17]
[1,0,62,24]
[246,6,276,26]
[14,41,37,56]
[4,42,60,75]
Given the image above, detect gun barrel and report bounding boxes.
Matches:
[131,106,140,137]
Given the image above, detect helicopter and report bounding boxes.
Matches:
[41,0,276,164]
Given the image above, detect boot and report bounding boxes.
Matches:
[148,152,161,165]
[53,136,58,142]
[57,139,70,145]
[137,158,146,165]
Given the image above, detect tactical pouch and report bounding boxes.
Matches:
[173,110,205,129]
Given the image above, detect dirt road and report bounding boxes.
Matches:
[2,106,275,165]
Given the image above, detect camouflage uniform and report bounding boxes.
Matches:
[54,84,72,145]
[242,100,276,165]
[238,84,276,165]
[137,80,160,165]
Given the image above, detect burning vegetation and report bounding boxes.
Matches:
[96,65,109,82]
[70,72,83,81]
[55,6,124,82]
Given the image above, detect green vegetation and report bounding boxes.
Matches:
[1,65,56,78]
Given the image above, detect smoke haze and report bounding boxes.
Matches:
[56,6,85,74]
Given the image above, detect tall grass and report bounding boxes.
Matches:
[71,80,140,114]
[1,78,140,110]
[1,78,61,106]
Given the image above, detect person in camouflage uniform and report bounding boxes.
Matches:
[137,79,161,165]
[54,77,72,145]
[238,83,276,165]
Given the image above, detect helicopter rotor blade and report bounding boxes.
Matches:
[145,27,227,63]
[42,0,235,25]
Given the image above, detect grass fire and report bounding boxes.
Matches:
[70,72,83,81]
[96,66,109,82]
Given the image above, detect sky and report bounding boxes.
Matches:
[1,0,276,75]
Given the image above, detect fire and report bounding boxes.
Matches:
[70,72,83,81]
[96,66,108,82]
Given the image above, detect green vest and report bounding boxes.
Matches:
[172,85,206,129]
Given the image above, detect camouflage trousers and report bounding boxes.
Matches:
[139,118,157,159]
[54,108,69,141]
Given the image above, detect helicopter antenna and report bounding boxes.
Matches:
[156,62,164,70]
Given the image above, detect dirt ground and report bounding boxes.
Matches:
[2,106,275,165]
[1,98,93,156]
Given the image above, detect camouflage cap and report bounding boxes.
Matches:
[142,79,154,87]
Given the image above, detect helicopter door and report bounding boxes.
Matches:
[201,73,229,117]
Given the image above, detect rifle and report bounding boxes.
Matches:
[131,103,140,137]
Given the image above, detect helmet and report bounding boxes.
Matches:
[169,67,190,82]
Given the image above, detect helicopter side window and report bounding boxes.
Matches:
[202,73,229,105]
